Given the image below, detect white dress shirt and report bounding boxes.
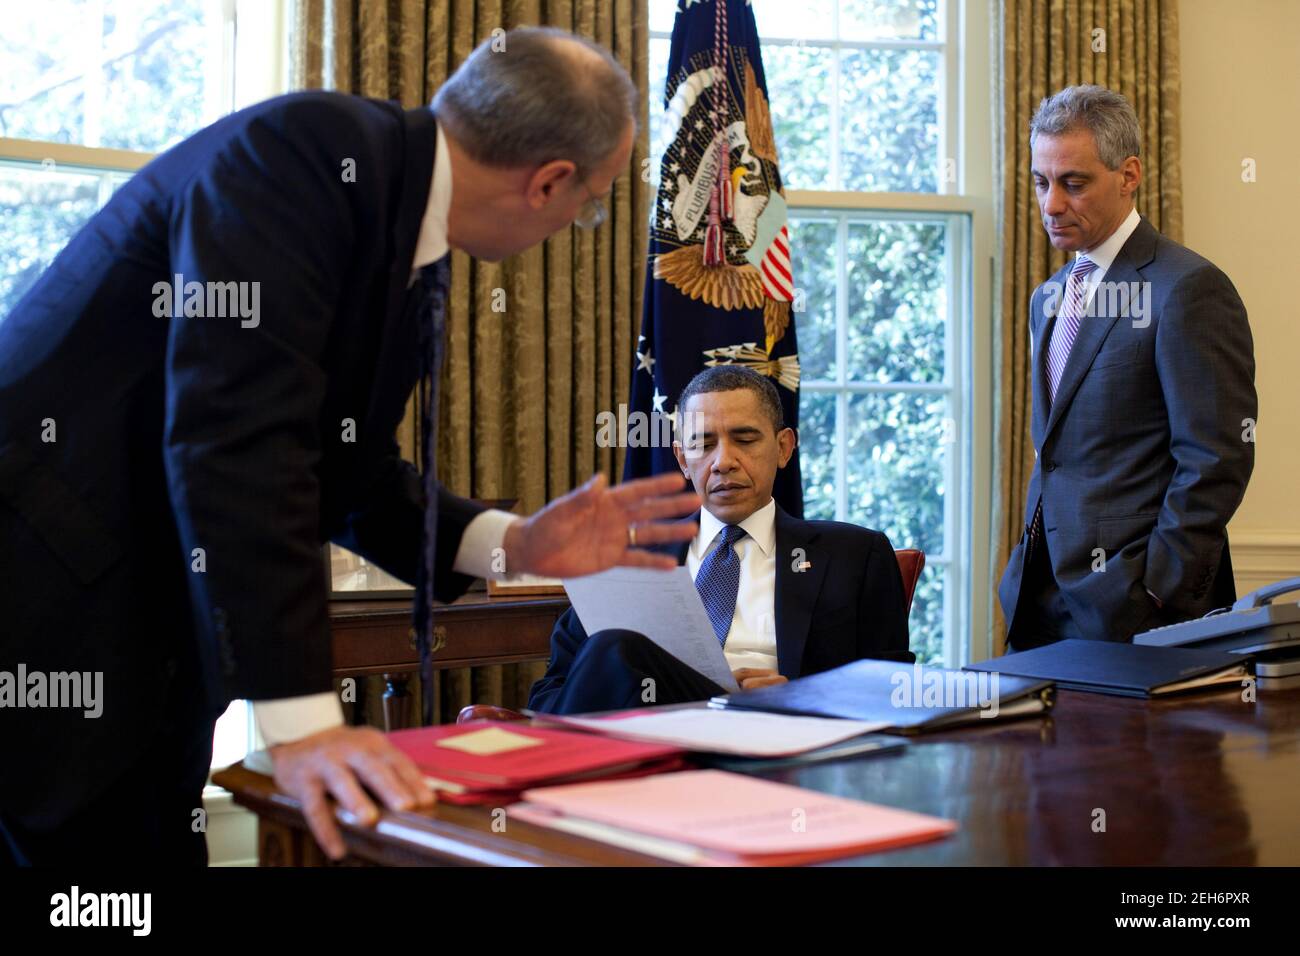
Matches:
[1078,206,1141,308]
[686,498,780,674]
[254,118,520,747]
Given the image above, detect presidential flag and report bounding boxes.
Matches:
[624,0,803,516]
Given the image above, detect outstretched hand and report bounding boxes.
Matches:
[503,472,700,578]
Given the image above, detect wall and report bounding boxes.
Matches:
[1180,0,1300,597]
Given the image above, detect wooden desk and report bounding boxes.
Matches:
[213,685,1300,866]
[329,591,568,730]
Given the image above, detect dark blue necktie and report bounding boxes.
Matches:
[695,524,746,647]
[411,255,451,726]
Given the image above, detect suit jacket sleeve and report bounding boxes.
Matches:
[1145,265,1256,605]
[527,607,590,714]
[857,531,915,664]
[332,446,484,602]
[162,106,362,702]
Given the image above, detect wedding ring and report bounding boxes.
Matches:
[628,524,638,547]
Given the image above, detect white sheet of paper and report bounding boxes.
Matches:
[542,709,888,757]
[562,567,740,692]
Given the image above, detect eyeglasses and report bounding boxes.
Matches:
[574,180,608,230]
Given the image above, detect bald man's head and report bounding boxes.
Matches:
[432,26,638,178]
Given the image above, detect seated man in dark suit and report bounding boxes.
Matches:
[529,366,915,714]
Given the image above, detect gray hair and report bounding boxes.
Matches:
[1029,85,1142,170]
[677,366,785,435]
[431,26,637,177]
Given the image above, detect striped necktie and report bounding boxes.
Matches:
[695,524,746,647]
[1045,254,1098,403]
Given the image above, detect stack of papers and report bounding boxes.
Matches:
[510,769,957,865]
[386,722,684,804]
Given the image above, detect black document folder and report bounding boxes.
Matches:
[965,639,1249,698]
[709,659,1054,733]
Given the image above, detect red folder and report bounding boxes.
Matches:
[387,721,684,804]
[511,769,957,865]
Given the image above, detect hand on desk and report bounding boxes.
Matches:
[503,472,700,577]
[733,668,788,691]
[270,725,434,860]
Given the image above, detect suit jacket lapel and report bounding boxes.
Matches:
[1043,217,1158,442]
[773,505,825,677]
[364,106,439,435]
[1032,262,1071,445]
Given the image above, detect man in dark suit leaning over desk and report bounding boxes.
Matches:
[529,367,915,715]
[0,27,701,865]
[998,85,1256,651]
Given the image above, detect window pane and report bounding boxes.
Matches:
[843,390,946,555]
[840,0,941,42]
[211,700,251,770]
[908,563,945,665]
[839,47,941,192]
[761,44,833,190]
[789,217,837,382]
[0,163,112,319]
[845,218,946,383]
[799,389,837,521]
[649,0,680,34]
[648,36,673,187]
[0,0,225,152]
[754,0,836,41]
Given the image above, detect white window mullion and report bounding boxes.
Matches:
[834,213,849,521]
[829,0,842,191]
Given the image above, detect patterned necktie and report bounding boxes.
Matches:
[411,255,451,726]
[694,524,746,647]
[1045,254,1098,403]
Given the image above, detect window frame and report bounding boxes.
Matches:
[0,0,286,175]
[648,0,994,665]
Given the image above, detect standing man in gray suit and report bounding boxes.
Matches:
[999,85,1256,650]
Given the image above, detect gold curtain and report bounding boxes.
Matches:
[991,0,1181,653]
[290,0,651,721]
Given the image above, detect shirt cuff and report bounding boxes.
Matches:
[452,508,520,580]
[254,693,344,748]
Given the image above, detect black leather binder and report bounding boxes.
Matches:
[965,639,1248,698]
[709,658,1054,732]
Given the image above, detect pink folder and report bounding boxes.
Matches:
[513,769,956,865]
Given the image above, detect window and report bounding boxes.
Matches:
[0,0,285,318]
[650,0,991,665]
[1,0,288,764]
[794,209,968,664]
